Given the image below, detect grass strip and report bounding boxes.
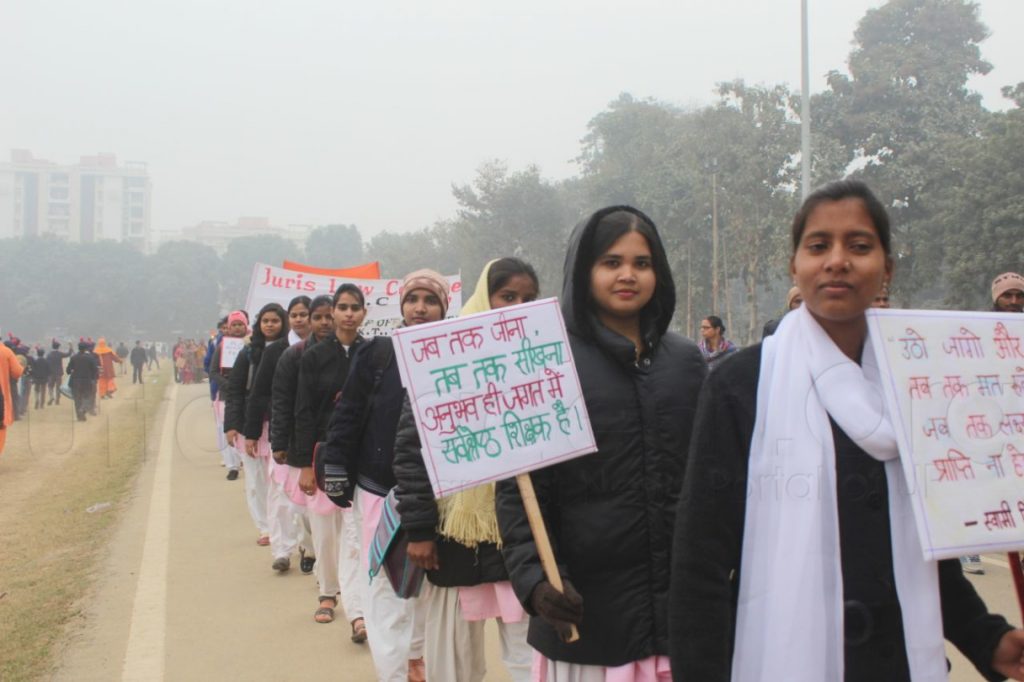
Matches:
[0,371,169,681]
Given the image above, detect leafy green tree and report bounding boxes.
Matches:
[303,224,366,268]
[447,161,577,298]
[366,223,460,281]
[703,81,800,341]
[934,97,1024,309]
[814,0,993,305]
[143,240,222,338]
[219,234,301,309]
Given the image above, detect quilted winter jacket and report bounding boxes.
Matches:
[496,206,708,666]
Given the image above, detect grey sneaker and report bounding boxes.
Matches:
[272,556,290,572]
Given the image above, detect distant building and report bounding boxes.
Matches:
[0,149,151,249]
[177,216,313,255]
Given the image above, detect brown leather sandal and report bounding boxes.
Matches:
[350,617,367,643]
[314,596,337,624]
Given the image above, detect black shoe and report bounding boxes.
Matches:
[299,548,315,574]
[226,469,239,481]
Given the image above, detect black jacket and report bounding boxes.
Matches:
[293,335,364,468]
[29,356,50,384]
[669,344,1013,682]
[222,346,251,434]
[269,339,311,463]
[130,346,147,367]
[46,348,69,379]
[321,336,405,497]
[393,395,510,587]
[496,207,708,666]
[244,338,288,440]
[66,351,98,387]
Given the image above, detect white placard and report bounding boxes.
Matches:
[392,298,597,498]
[219,337,245,369]
[868,309,1024,560]
[244,263,462,337]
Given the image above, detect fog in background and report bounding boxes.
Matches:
[4,0,1022,238]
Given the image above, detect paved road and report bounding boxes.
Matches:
[49,382,1020,681]
[52,382,512,681]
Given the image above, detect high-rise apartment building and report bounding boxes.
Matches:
[0,149,151,249]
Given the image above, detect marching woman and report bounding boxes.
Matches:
[320,269,451,682]
[293,285,367,636]
[224,303,286,544]
[495,207,707,681]
[669,180,1024,682]
[266,295,317,572]
[394,257,539,681]
[240,302,292,552]
[211,312,249,479]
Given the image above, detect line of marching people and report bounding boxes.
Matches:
[205,191,1024,682]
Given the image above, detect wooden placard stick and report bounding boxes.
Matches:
[1008,552,1024,623]
[516,472,580,643]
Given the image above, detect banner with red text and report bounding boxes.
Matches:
[868,309,1024,559]
[392,298,597,497]
[245,263,462,337]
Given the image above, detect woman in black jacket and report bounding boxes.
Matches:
[293,286,367,634]
[394,257,540,682]
[224,302,286,545]
[495,207,707,680]
[320,269,450,682]
[263,295,320,573]
[669,180,1024,682]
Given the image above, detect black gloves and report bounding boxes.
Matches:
[530,580,583,642]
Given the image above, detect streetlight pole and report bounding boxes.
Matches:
[801,0,812,201]
[711,168,719,313]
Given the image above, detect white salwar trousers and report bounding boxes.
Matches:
[423,585,532,682]
[356,487,427,682]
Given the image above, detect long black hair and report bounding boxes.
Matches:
[287,295,312,313]
[251,303,288,350]
[791,180,892,256]
[563,206,675,343]
[333,283,366,307]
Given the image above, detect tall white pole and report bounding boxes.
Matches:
[801,0,811,201]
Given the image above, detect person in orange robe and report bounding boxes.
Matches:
[93,338,122,400]
[0,342,25,455]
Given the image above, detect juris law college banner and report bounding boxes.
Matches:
[245,263,462,337]
[392,298,597,497]
[868,309,1024,560]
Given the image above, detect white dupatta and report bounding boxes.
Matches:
[730,305,947,681]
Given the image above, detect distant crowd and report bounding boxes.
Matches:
[0,336,163,453]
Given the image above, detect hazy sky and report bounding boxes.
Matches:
[4,1,1022,240]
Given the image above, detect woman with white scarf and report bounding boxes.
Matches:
[669,180,1024,681]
